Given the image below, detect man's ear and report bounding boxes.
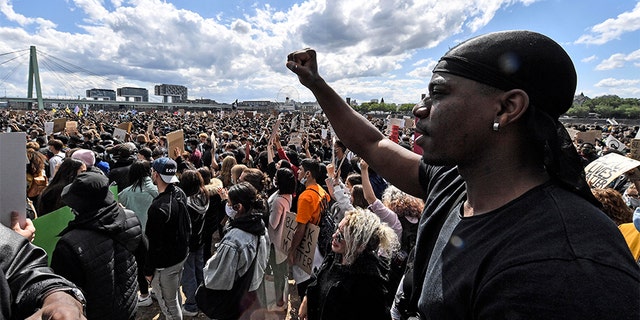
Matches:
[497,89,529,127]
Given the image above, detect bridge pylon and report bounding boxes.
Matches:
[27,46,44,110]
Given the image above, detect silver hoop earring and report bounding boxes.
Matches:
[492,121,500,132]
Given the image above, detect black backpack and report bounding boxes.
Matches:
[306,188,335,257]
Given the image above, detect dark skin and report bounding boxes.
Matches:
[286,48,548,217]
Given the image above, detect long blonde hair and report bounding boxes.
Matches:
[340,208,399,265]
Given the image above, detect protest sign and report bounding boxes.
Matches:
[605,134,626,152]
[44,121,54,135]
[0,133,26,227]
[52,118,66,133]
[32,206,75,265]
[269,119,281,143]
[147,120,155,136]
[288,132,303,148]
[117,122,132,132]
[65,121,78,134]
[280,212,318,275]
[404,117,415,129]
[575,130,601,145]
[167,129,185,155]
[113,127,127,142]
[630,139,640,161]
[585,153,640,189]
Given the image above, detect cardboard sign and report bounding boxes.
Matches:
[52,118,66,133]
[0,133,27,227]
[566,128,579,142]
[117,122,132,133]
[630,139,640,161]
[404,117,415,129]
[147,120,155,135]
[585,153,640,189]
[575,130,601,145]
[113,127,127,142]
[65,121,78,134]
[280,212,319,275]
[167,129,185,156]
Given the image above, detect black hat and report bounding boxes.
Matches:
[61,171,115,213]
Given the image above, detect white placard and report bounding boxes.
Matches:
[0,133,27,227]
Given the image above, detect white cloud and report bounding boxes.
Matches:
[576,2,640,45]
[581,55,597,63]
[596,49,640,70]
[0,0,561,103]
[593,78,640,97]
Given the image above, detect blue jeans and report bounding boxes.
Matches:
[181,247,204,312]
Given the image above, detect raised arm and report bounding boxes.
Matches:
[287,49,423,197]
[359,160,378,205]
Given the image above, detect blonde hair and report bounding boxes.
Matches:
[341,208,399,265]
[382,185,424,219]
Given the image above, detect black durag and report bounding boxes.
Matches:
[432,30,599,207]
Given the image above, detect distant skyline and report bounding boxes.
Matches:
[0,0,638,104]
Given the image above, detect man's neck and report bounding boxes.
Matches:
[157,181,170,193]
[305,179,317,188]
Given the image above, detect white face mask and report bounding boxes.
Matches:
[624,194,640,210]
[225,203,238,219]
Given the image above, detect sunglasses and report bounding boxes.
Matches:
[335,228,345,242]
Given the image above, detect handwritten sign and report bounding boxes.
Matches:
[585,153,640,189]
[280,212,318,275]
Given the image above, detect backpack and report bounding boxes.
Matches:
[306,188,335,257]
[27,175,48,199]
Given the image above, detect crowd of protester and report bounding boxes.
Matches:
[2,30,640,320]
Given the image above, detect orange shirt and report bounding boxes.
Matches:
[296,184,329,226]
[619,223,640,261]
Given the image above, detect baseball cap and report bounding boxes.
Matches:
[152,157,179,184]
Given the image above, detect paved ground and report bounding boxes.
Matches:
[135,281,300,320]
[135,232,302,320]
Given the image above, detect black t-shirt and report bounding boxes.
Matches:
[409,161,640,319]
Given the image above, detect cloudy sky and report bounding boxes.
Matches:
[0,0,638,104]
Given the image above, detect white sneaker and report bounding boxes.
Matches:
[138,294,152,307]
[182,306,198,317]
